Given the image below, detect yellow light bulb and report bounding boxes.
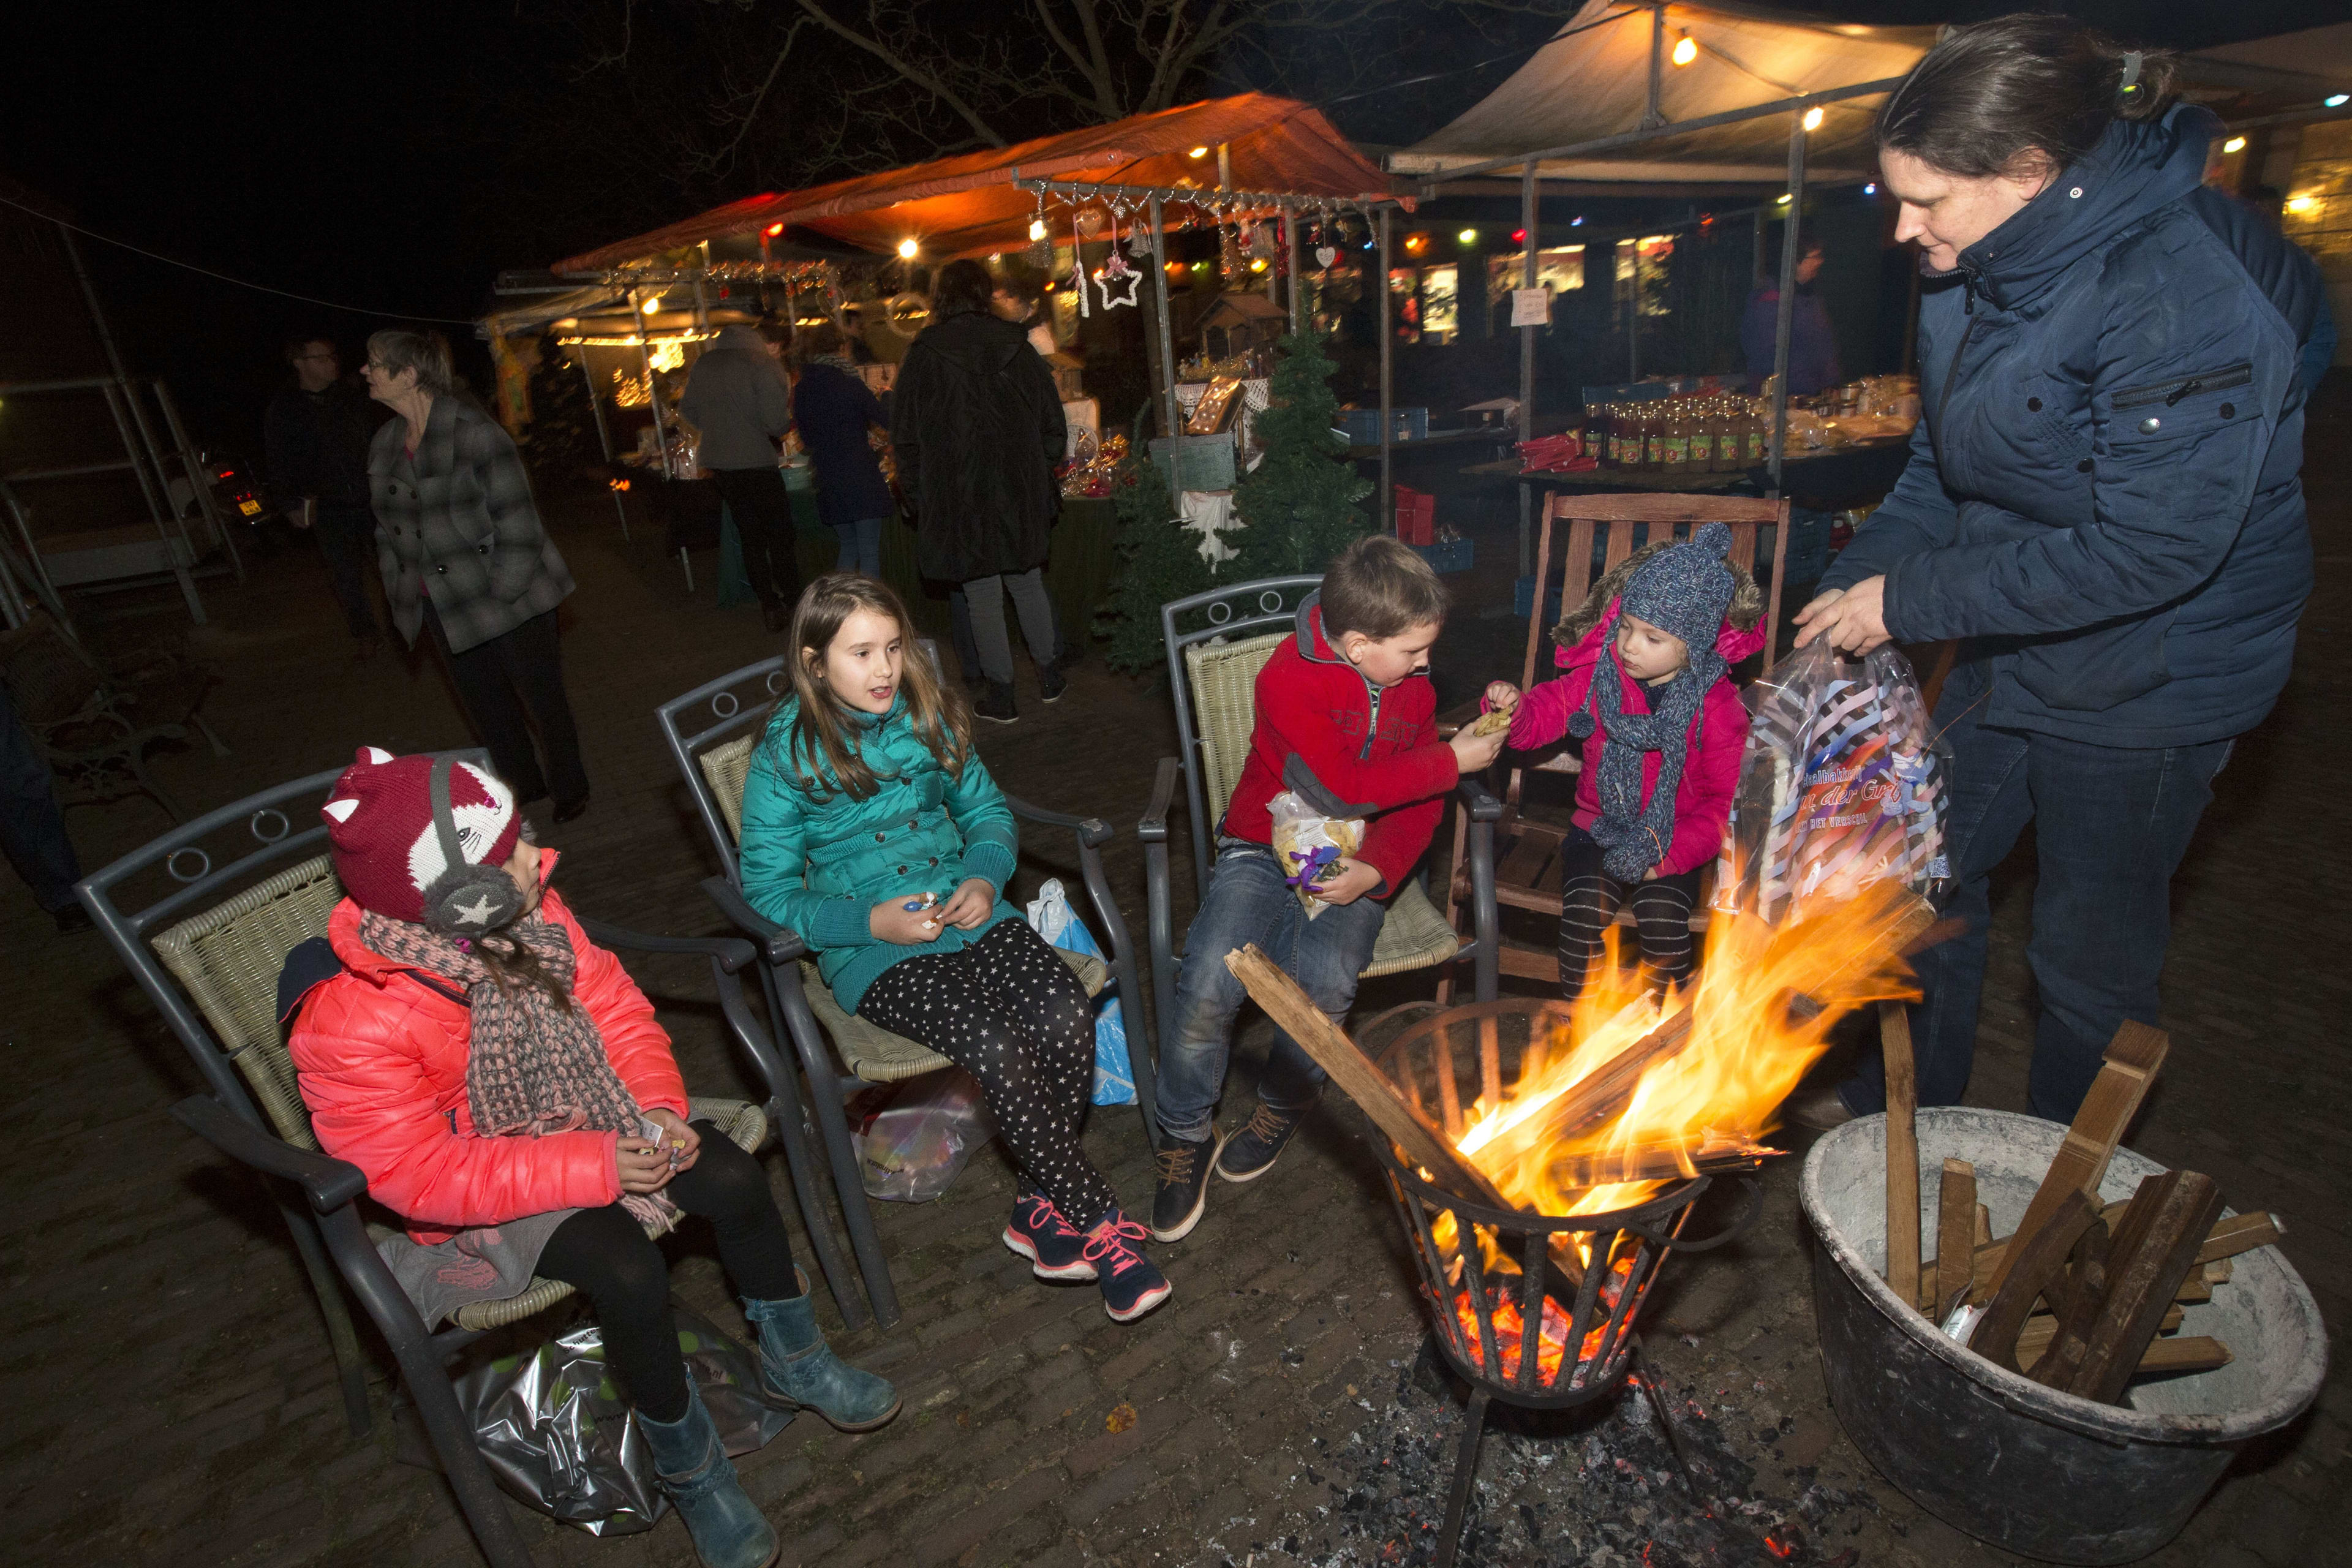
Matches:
[640,296,661,314]
[1250,258,1268,273]
[897,238,919,259]
[1458,228,1478,245]
[1189,146,1210,159]
[2285,194,2318,213]
[1028,219,1048,241]
[2223,136,2247,154]
[1776,193,1792,205]
[1802,107,1824,132]
[1672,34,1696,66]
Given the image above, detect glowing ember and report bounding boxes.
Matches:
[1453,881,1928,1216]
[1448,1256,1637,1387]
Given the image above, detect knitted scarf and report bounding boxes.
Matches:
[808,353,859,375]
[358,911,680,1234]
[1566,622,1728,883]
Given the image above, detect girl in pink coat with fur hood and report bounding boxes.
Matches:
[1482,524,1764,1000]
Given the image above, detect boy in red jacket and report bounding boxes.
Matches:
[1151,537,1504,1240]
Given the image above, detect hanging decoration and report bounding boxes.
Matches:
[1251,218,1278,259]
[1026,188,1054,268]
[1096,203,1142,311]
[1071,209,1090,319]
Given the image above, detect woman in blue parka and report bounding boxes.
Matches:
[1792,16,2323,1126]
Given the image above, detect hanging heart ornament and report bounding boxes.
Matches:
[1315,246,1338,268]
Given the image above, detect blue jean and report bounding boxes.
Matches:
[832,516,884,578]
[1158,838,1388,1143]
[1,684,81,914]
[1841,669,2232,1123]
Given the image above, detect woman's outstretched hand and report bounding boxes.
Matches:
[1793,579,1892,652]
[870,897,946,944]
[937,877,996,930]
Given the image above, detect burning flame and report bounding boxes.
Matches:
[1458,880,1927,1217]
[1450,1254,1636,1385]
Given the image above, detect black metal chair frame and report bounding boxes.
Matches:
[656,655,1159,1331]
[75,755,856,1568]
[1139,575,1504,1060]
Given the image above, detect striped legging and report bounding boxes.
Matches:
[1557,823,1705,1001]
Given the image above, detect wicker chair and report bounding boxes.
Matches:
[77,756,844,1568]
[1139,576,1502,1062]
[1433,492,1790,998]
[657,655,1155,1331]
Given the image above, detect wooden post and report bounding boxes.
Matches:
[1882,1002,1921,1313]
[1970,1189,2102,1374]
[1936,1158,1977,1319]
[1985,1022,2168,1297]
[2066,1170,2224,1404]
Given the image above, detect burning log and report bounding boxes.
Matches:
[1882,1001,1923,1314]
[1222,944,1515,1212]
[1936,1159,1978,1320]
[1985,1022,2168,1298]
[1541,1139,1774,1192]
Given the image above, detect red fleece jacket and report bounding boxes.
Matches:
[1499,608,1763,878]
[1221,600,1458,894]
[288,867,688,1245]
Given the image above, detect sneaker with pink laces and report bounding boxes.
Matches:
[1082,1210,1172,1322]
[1002,1191,1097,1281]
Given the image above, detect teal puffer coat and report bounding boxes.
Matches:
[739,695,1020,1012]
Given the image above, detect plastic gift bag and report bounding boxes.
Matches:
[848,1069,995,1201]
[1027,878,1136,1106]
[1267,789,1365,921]
[1713,638,1951,922]
[450,1307,796,1534]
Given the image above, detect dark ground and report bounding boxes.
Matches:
[4,393,2348,1568]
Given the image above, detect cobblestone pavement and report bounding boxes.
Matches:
[6,386,2348,1567]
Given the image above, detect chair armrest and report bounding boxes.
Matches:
[1139,756,1180,845]
[1005,791,1114,851]
[1455,772,1504,823]
[576,916,758,976]
[699,875,807,965]
[171,1095,369,1215]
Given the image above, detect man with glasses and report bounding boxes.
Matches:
[265,334,388,653]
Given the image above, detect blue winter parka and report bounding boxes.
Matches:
[739,694,1020,1012]
[1819,105,2321,748]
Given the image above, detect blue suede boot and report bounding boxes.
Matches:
[635,1377,778,1568]
[744,1276,902,1432]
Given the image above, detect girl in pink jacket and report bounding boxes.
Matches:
[1483,524,1763,1000]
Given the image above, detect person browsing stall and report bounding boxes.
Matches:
[1482,525,1764,1003]
[1789,17,2321,1127]
[736,574,1169,1323]
[790,323,892,579]
[1150,536,1507,1242]
[288,749,897,1568]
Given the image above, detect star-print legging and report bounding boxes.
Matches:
[857,919,1119,1226]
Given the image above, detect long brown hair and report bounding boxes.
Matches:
[768,573,971,801]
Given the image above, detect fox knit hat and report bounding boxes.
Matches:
[1618,522,1738,650]
[322,747,521,924]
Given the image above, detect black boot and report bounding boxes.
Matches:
[974,681,1018,724]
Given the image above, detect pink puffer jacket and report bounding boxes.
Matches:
[288,862,688,1244]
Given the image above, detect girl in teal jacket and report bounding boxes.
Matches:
[739,574,1169,1323]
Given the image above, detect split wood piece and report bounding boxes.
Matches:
[1223,944,1515,1213]
[1883,1003,1923,1315]
[2021,1301,2184,1340]
[1974,1203,1992,1250]
[1936,1160,1978,1320]
[2206,1257,2234,1285]
[2014,1315,2210,1370]
[1984,1022,2169,1299]
[1969,1189,2103,1376]
[2198,1212,2285,1266]
[2067,1169,2224,1406]
[1544,1141,1774,1193]
[2028,1216,2116,1390]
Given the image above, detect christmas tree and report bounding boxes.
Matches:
[1227,330,1371,579]
[518,334,604,472]
[1099,423,1216,673]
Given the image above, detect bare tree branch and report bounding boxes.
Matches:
[790,0,1012,146]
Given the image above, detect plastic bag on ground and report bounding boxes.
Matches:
[448,1307,795,1534]
[1267,789,1365,921]
[848,1069,995,1200]
[1712,638,1951,922]
[1027,877,1136,1106]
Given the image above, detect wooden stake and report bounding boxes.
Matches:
[1222,944,1516,1211]
[1936,1159,1978,1320]
[1970,1189,2103,1375]
[2015,1314,2207,1369]
[2066,1170,2223,1405]
[2197,1212,2284,1266]
[1882,1003,1923,1314]
[1985,1022,2168,1298]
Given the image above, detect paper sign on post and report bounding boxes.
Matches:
[1511,288,1551,328]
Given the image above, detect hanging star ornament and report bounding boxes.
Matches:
[1096,266,1142,311]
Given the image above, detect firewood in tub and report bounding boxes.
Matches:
[1881,1002,1924,1313]
[1969,1188,2103,1376]
[1222,944,1515,1213]
[1984,1021,2168,1298]
[2014,1316,2218,1373]
[1936,1159,1979,1319]
[1958,1205,2281,1299]
[2064,1169,2225,1406]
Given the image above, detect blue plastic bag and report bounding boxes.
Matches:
[1025,879,1136,1106]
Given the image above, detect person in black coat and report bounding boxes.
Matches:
[264,335,389,650]
[790,323,892,578]
[890,260,1067,724]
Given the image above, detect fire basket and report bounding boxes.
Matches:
[1368,998,1762,1566]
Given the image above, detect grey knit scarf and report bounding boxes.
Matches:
[1567,628,1727,883]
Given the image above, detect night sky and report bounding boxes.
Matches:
[4,0,2340,450]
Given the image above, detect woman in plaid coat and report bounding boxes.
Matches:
[363,331,591,820]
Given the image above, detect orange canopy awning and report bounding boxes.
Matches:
[553,93,1397,273]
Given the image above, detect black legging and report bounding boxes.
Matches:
[535,1122,796,1424]
[858,920,1117,1226]
[1556,823,1704,1001]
